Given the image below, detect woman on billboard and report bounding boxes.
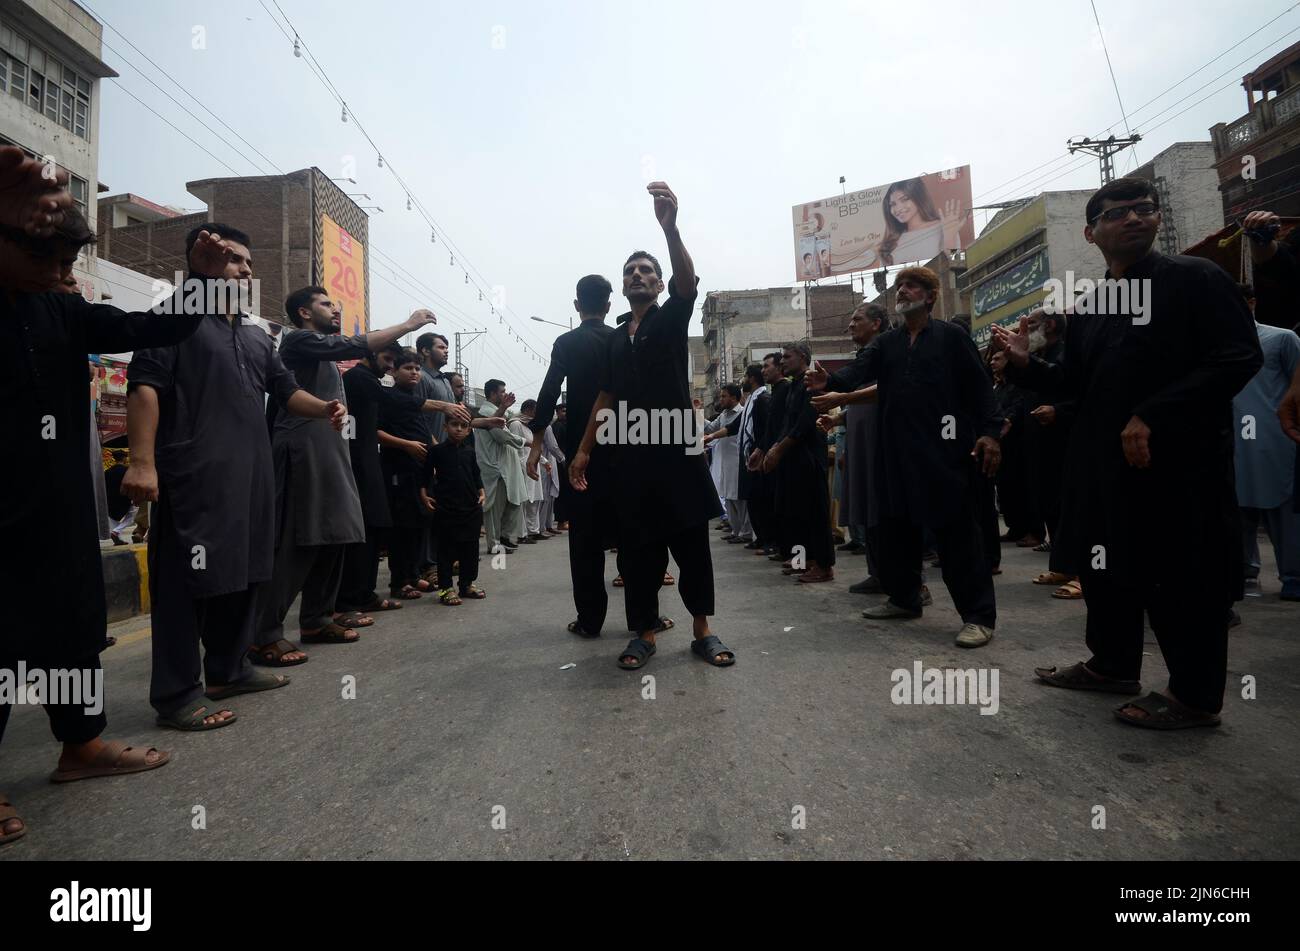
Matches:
[878,178,966,266]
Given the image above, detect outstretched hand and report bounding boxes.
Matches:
[989,316,1030,368]
[0,146,71,237]
[187,230,238,278]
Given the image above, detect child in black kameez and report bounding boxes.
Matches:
[420,416,486,604]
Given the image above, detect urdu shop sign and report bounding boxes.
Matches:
[972,250,1048,317]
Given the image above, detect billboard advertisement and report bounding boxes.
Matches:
[321,214,368,336]
[792,166,974,281]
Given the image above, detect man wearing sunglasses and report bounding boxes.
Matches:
[992,177,1261,731]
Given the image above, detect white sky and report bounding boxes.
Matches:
[90,0,1299,393]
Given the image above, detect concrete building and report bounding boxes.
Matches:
[0,0,115,222]
[701,287,810,391]
[960,190,1100,349]
[688,335,708,407]
[1210,40,1300,220]
[99,168,371,328]
[1130,141,1224,253]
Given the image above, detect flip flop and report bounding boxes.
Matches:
[1114,692,1221,730]
[618,637,656,669]
[49,741,171,783]
[1035,661,1141,695]
[156,699,237,732]
[249,638,309,667]
[1052,579,1084,600]
[333,611,374,628]
[301,623,360,644]
[1033,571,1071,585]
[690,634,735,667]
[205,669,290,701]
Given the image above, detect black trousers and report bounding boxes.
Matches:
[877,508,996,627]
[780,453,835,569]
[1081,570,1230,714]
[620,521,715,634]
[976,472,1002,570]
[566,488,616,634]
[336,529,383,612]
[386,478,423,594]
[437,515,482,594]
[149,582,259,716]
[0,652,107,747]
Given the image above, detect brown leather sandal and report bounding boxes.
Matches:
[249,638,309,667]
[0,794,26,845]
[49,741,171,783]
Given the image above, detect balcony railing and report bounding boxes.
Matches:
[1275,82,1300,127]
[1215,85,1300,158]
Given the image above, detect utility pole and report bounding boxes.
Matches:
[454,329,486,387]
[1067,133,1142,185]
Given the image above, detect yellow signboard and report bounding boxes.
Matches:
[321,214,368,336]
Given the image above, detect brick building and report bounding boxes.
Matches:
[98,167,370,326]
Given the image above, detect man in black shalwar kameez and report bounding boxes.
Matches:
[808,266,1003,648]
[569,183,734,669]
[526,275,617,638]
[994,179,1262,728]
[0,151,230,843]
[762,342,835,582]
[126,224,347,730]
[250,289,437,665]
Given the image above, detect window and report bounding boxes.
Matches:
[0,19,92,139]
[69,175,87,216]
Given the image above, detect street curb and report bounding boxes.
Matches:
[102,543,149,623]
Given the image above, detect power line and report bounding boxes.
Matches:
[256,0,551,365]
[1089,0,1139,168]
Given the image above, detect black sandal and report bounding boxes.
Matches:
[568,620,599,639]
[690,634,735,667]
[618,637,656,670]
[301,623,360,644]
[249,638,309,668]
[1114,692,1221,730]
[1035,661,1139,695]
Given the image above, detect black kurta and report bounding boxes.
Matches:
[129,315,300,599]
[270,329,369,545]
[1008,251,1262,595]
[2,291,203,661]
[422,438,484,534]
[600,277,721,546]
[827,317,1002,528]
[774,370,835,566]
[341,364,392,529]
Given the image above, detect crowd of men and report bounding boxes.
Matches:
[3,145,1300,848]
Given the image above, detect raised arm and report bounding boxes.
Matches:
[649,182,695,292]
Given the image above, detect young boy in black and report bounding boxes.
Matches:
[420,415,487,604]
[378,350,433,599]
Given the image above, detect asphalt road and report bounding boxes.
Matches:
[2,526,1297,860]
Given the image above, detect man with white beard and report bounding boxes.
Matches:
[807,267,1003,647]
